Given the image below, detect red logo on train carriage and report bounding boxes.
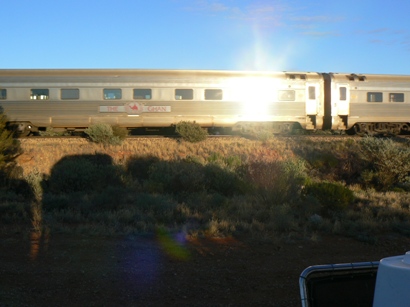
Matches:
[129,103,139,111]
[125,102,143,114]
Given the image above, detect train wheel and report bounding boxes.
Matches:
[8,122,33,137]
[345,127,355,135]
[20,129,31,137]
[352,124,364,136]
[401,124,410,134]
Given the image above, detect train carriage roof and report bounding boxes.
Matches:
[0,69,324,85]
[0,69,320,77]
[330,72,410,83]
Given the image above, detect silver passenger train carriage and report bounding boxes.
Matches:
[0,69,409,136]
[329,73,410,135]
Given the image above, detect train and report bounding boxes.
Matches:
[0,69,410,136]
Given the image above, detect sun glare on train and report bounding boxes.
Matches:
[231,76,276,121]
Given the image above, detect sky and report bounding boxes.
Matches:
[1,0,410,74]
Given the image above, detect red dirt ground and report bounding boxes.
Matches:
[1,233,409,306]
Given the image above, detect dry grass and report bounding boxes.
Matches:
[17,137,294,175]
[7,136,410,241]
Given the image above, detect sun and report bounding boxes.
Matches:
[228,75,278,121]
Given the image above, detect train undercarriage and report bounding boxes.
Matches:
[9,119,410,138]
[232,121,301,135]
[347,122,410,136]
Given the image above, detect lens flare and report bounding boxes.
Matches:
[233,22,295,71]
[119,239,161,292]
[157,227,190,261]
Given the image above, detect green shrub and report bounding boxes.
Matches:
[359,137,410,190]
[244,158,307,204]
[271,204,298,232]
[84,123,124,145]
[145,160,244,197]
[0,201,30,224]
[130,193,181,225]
[293,139,364,183]
[42,193,72,211]
[304,181,354,215]
[39,127,69,136]
[207,152,243,171]
[146,161,206,195]
[111,125,129,140]
[45,154,124,194]
[125,155,160,182]
[308,152,339,171]
[90,186,127,210]
[0,113,23,191]
[204,164,245,196]
[25,169,43,201]
[175,121,208,142]
[0,114,20,169]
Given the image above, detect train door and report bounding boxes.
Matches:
[332,83,350,130]
[336,84,350,115]
[305,82,323,129]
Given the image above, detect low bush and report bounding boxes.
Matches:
[359,137,410,190]
[88,186,128,210]
[204,164,245,196]
[39,127,69,137]
[243,158,307,205]
[304,181,355,215]
[144,159,245,198]
[0,201,30,224]
[207,152,243,171]
[295,139,363,183]
[0,114,19,167]
[125,155,160,182]
[175,121,208,142]
[42,194,72,211]
[0,113,26,216]
[84,123,125,145]
[111,125,129,140]
[45,154,124,194]
[146,161,206,195]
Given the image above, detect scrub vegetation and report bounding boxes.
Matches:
[84,123,128,145]
[175,121,208,142]
[84,121,208,145]
[0,113,25,206]
[3,131,410,244]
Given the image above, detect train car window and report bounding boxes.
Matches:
[278,90,295,101]
[389,93,404,103]
[104,89,122,100]
[61,89,79,100]
[175,89,193,100]
[367,92,383,102]
[30,89,49,100]
[0,89,6,99]
[133,89,152,100]
[205,89,223,100]
[308,86,316,100]
[286,74,306,80]
[340,87,347,101]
